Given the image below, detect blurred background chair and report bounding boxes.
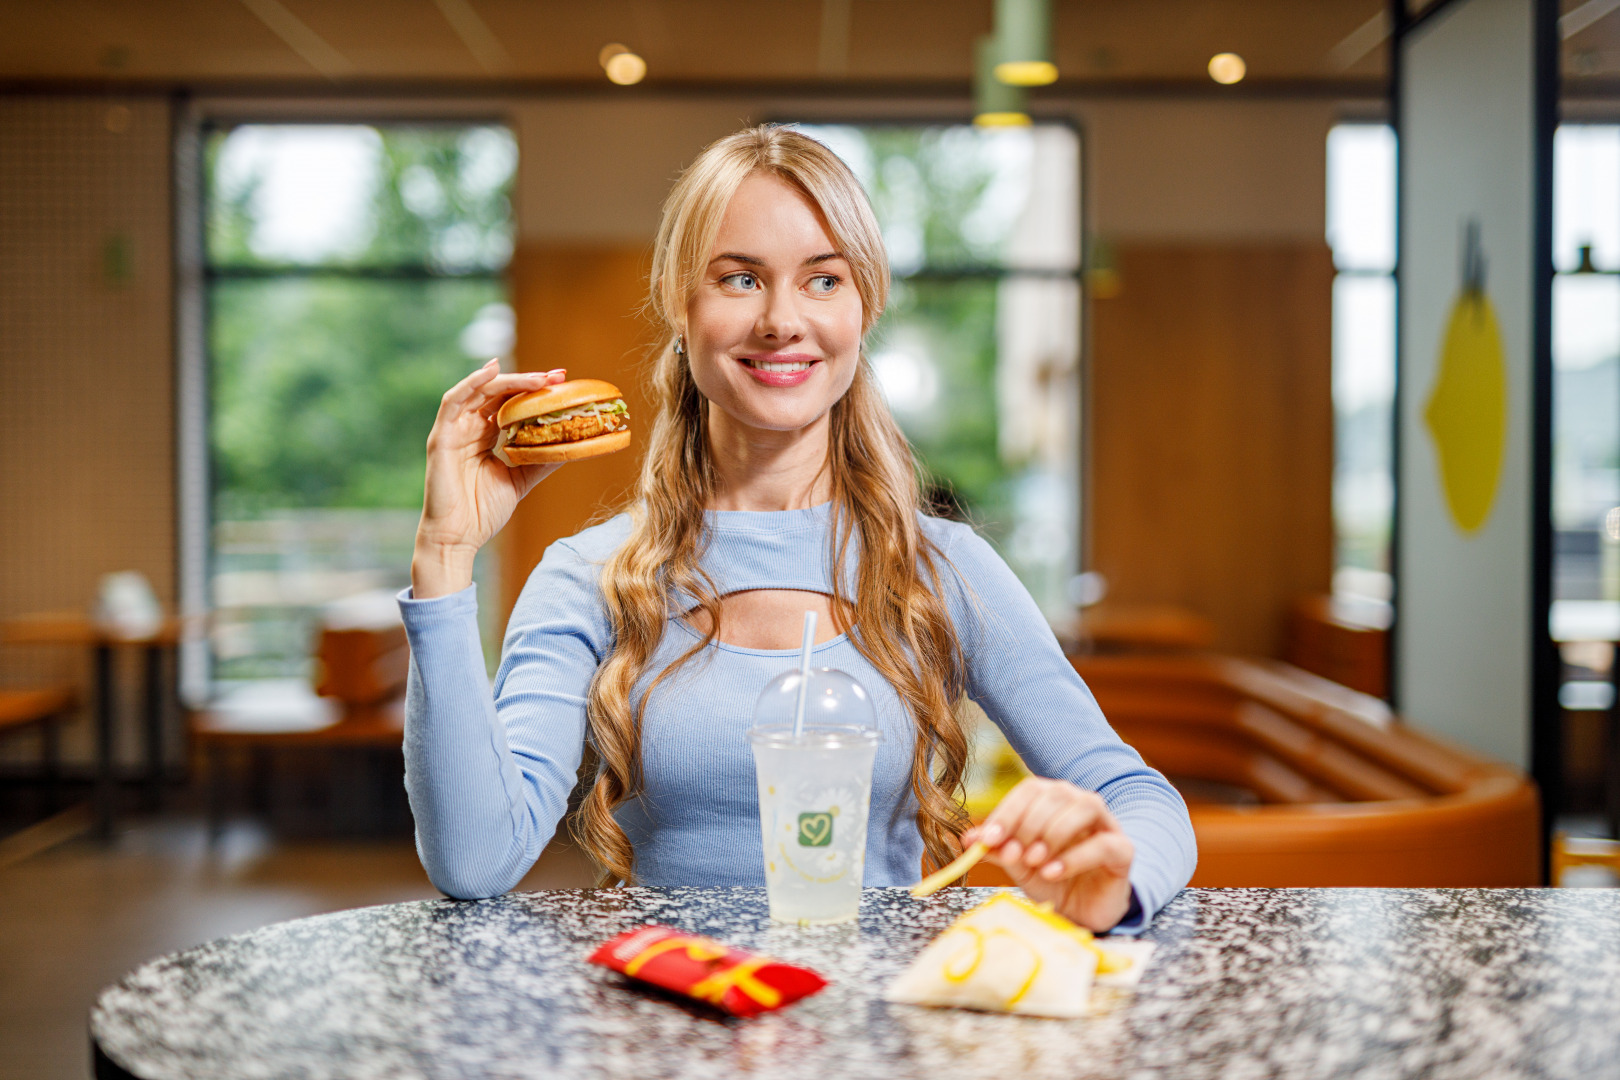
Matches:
[0,685,77,822]
[193,594,410,838]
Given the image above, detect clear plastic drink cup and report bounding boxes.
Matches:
[748,722,880,925]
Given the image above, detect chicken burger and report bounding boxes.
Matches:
[494,378,631,465]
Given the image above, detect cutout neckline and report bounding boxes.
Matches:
[672,618,852,657]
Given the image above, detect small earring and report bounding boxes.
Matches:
[674,334,686,357]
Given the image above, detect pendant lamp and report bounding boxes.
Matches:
[975,35,1030,127]
[993,0,1058,86]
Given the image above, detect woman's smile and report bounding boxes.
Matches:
[738,351,820,386]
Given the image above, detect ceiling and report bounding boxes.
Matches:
[0,0,1615,91]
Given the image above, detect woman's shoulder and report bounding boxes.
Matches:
[518,512,633,599]
[509,512,633,634]
[917,511,992,562]
[555,511,635,560]
[915,512,1027,597]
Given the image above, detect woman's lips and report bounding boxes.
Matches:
[737,354,819,387]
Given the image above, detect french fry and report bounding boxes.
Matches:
[910,841,989,898]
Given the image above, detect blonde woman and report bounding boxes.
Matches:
[403,125,1195,933]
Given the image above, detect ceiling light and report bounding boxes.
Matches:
[992,0,1058,86]
[975,112,1033,127]
[1208,52,1246,85]
[975,35,1030,127]
[996,60,1059,86]
[603,49,646,86]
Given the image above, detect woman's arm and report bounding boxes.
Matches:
[401,359,586,899]
[401,536,608,899]
[935,525,1197,932]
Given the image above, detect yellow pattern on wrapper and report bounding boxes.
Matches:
[620,934,784,1011]
[885,893,1140,1018]
[689,957,783,1011]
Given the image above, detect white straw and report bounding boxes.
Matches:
[792,610,817,738]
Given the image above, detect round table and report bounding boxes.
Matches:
[92,886,1620,1080]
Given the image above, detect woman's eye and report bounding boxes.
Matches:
[808,274,839,294]
[721,272,758,290]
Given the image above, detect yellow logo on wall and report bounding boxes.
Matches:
[1423,222,1508,535]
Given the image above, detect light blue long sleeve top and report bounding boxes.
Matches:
[398,503,1196,930]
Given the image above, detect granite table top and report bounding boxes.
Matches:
[91,886,1620,1080]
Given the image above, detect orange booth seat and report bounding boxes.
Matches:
[965,653,1540,888]
[1074,653,1540,887]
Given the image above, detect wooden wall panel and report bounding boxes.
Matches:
[1089,243,1334,657]
[0,98,174,767]
[500,244,657,635]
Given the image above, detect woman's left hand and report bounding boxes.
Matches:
[961,777,1134,933]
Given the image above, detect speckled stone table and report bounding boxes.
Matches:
[91,887,1620,1080]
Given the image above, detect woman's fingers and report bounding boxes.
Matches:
[971,779,1107,863]
[1021,793,1112,868]
[467,370,564,419]
[441,363,563,421]
[438,358,502,412]
[1007,784,1084,865]
[963,778,1118,873]
[1036,828,1133,883]
[966,777,1042,848]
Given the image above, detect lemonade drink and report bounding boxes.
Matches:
[748,724,879,924]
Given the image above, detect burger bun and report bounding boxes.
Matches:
[495,429,631,466]
[496,378,623,428]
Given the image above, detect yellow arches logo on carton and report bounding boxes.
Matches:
[1424,221,1508,535]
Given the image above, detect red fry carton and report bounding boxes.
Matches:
[588,925,828,1018]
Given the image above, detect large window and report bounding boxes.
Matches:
[205,123,516,681]
[1326,123,1397,604]
[794,124,1082,617]
[1552,125,1620,606]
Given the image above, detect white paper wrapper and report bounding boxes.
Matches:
[885,893,1154,1019]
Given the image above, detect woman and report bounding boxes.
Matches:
[402,125,1195,933]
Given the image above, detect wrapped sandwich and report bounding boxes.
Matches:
[885,892,1152,1018]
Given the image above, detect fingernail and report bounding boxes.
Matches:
[1025,842,1047,867]
[1041,860,1064,880]
[1002,840,1022,863]
[981,823,1003,845]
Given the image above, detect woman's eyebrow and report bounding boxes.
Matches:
[708,252,846,267]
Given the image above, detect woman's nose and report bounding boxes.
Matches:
[755,286,806,342]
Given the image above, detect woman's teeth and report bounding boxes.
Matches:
[745,359,812,372]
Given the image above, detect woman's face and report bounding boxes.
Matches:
[684,171,864,435]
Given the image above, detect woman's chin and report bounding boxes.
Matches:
[713,399,831,437]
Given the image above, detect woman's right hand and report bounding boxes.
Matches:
[412,360,568,599]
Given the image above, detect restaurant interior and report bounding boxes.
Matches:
[4,0,1620,1077]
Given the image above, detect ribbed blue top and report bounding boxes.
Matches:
[398,503,1196,931]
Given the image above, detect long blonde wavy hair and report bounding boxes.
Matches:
[573,125,971,884]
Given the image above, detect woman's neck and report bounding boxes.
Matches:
[705,404,833,512]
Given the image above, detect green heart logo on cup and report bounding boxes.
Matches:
[797,811,834,847]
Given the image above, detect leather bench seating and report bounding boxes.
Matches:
[1073,653,1540,887]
